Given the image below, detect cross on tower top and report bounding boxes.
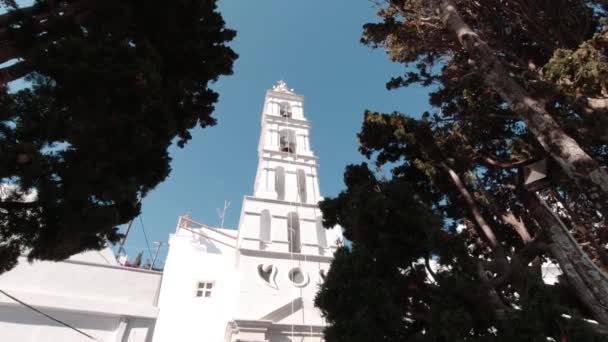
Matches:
[272,80,294,94]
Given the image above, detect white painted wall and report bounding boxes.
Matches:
[0,247,161,342]
[152,228,239,342]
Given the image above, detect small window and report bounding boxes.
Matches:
[275,166,285,200]
[316,216,328,248]
[288,267,309,287]
[260,209,271,242]
[195,281,213,298]
[287,212,301,253]
[279,102,292,118]
[296,169,307,203]
[279,129,296,153]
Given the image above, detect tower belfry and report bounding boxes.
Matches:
[152,81,342,342]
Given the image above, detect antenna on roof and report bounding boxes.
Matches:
[217,200,231,228]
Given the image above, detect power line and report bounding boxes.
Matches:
[139,216,154,262]
[0,289,97,341]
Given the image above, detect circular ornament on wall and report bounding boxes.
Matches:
[288,267,309,287]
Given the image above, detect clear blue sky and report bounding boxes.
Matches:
[4,0,433,266]
[119,1,432,265]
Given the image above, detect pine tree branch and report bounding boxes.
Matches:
[0,200,39,210]
[0,61,30,84]
[440,162,502,250]
[439,0,608,205]
[0,0,94,32]
[0,4,37,27]
[477,155,529,169]
[0,43,19,65]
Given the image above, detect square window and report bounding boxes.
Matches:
[195,281,214,298]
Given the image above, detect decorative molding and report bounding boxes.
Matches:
[243,211,319,222]
[239,248,333,263]
[287,267,309,287]
[261,149,317,161]
[272,80,294,94]
[265,116,310,128]
[266,89,304,102]
[260,155,318,168]
[243,196,320,209]
[257,264,278,289]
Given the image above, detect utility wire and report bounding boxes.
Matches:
[0,289,97,341]
[139,216,154,262]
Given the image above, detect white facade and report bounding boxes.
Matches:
[0,247,162,342]
[153,81,342,342]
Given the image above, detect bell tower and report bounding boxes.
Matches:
[228,81,342,342]
[152,81,342,342]
[238,80,331,255]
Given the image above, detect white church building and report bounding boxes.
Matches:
[0,247,162,341]
[0,81,341,342]
[152,81,343,342]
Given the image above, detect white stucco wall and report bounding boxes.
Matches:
[0,247,161,342]
[152,228,239,342]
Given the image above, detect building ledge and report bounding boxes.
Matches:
[238,248,333,263]
[243,196,320,209]
[0,289,159,319]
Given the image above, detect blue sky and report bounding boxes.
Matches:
[6,1,432,266]
[121,0,434,265]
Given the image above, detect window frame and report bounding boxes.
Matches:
[194,281,214,298]
[296,169,307,203]
[279,129,296,153]
[279,102,292,118]
[287,212,301,253]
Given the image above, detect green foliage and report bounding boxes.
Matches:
[545,33,608,96]
[0,0,237,273]
[316,2,608,339]
[317,112,604,341]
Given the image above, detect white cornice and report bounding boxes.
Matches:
[243,195,320,209]
[238,248,333,263]
[265,90,304,102]
[264,115,311,128]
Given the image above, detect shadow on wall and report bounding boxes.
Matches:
[0,306,117,330]
[191,237,222,254]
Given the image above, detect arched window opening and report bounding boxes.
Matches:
[287,212,301,253]
[275,166,285,200]
[260,210,271,243]
[297,169,307,203]
[279,102,292,118]
[316,216,328,248]
[279,129,296,153]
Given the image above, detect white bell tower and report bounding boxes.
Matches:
[152,81,342,342]
[229,80,341,342]
[239,80,333,255]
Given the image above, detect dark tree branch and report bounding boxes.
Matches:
[440,162,502,250]
[478,155,530,169]
[0,201,40,210]
[0,61,30,84]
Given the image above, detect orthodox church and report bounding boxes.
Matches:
[0,81,341,342]
[153,81,342,342]
[151,81,343,342]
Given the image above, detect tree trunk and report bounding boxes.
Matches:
[438,0,608,213]
[524,193,608,325]
[441,163,501,249]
